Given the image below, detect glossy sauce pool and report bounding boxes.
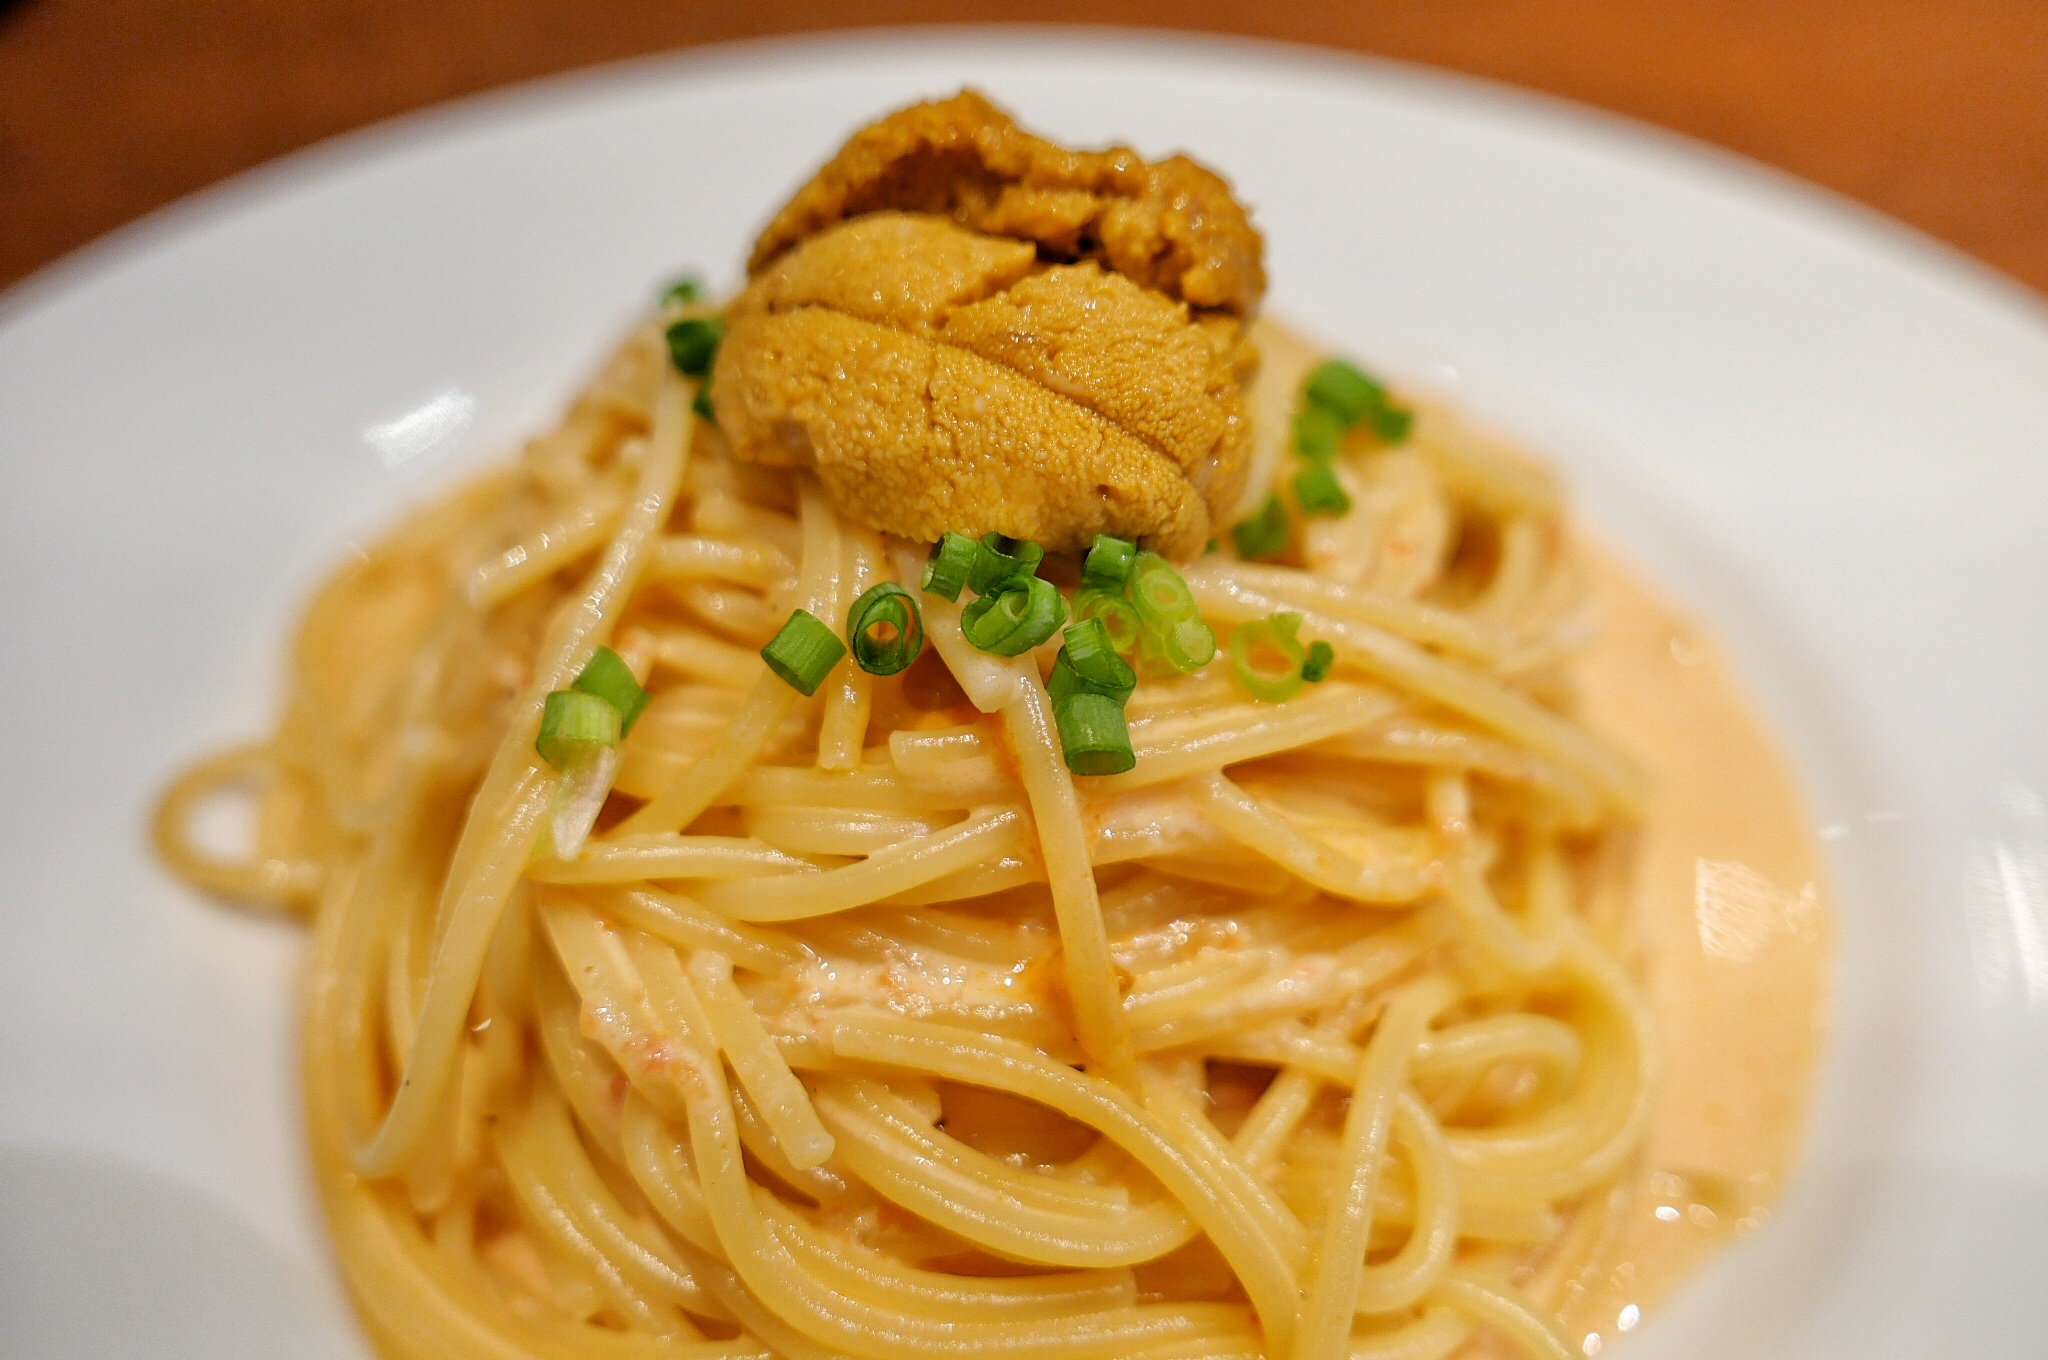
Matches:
[1552,541,1832,1354]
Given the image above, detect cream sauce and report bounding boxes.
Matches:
[1554,540,1832,1353]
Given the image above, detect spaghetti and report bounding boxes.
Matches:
[157,310,1658,1360]
[151,92,1682,1360]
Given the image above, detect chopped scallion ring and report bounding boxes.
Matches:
[1161,617,1218,673]
[692,376,716,424]
[1081,534,1138,592]
[1063,617,1133,688]
[1302,356,1413,446]
[960,576,1066,656]
[659,276,704,306]
[1374,403,1414,444]
[665,317,724,376]
[1129,552,1197,629]
[1293,461,1352,516]
[1304,359,1386,426]
[846,582,925,676]
[1229,613,1309,704]
[967,533,1046,596]
[536,690,622,769]
[1053,691,1136,777]
[1293,403,1346,461]
[920,532,979,601]
[1072,588,1143,655]
[761,609,847,696]
[1049,619,1137,703]
[1302,639,1336,684]
[1231,494,1291,560]
[570,646,651,735]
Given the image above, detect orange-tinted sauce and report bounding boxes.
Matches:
[1555,541,1832,1353]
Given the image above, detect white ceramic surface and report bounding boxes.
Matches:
[3,28,2046,1359]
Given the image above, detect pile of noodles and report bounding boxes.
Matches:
[156,314,1655,1360]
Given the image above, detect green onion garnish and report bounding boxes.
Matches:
[1304,359,1386,426]
[760,608,847,696]
[845,582,925,676]
[666,317,724,377]
[967,533,1046,596]
[1053,692,1136,777]
[1293,461,1352,516]
[1129,552,1197,629]
[1072,588,1143,655]
[1293,403,1346,461]
[1064,617,1134,690]
[660,275,704,306]
[1229,612,1308,704]
[1049,619,1137,703]
[570,646,650,735]
[1161,617,1218,673]
[1302,639,1336,684]
[1231,494,1290,560]
[1081,534,1138,592]
[1303,357,1413,446]
[920,532,979,601]
[692,374,716,424]
[536,689,622,770]
[960,576,1066,656]
[1375,404,1414,444]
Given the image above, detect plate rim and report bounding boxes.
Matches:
[1,26,2039,1358]
[5,23,2046,345]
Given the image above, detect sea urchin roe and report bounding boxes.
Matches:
[709,93,1267,560]
[748,89,1266,316]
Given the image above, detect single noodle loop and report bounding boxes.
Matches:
[160,306,1660,1360]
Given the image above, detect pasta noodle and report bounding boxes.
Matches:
[157,303,1667,1360]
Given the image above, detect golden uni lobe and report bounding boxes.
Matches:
[711,91,1266,559]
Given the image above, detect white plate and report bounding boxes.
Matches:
[3,28,2045,1359]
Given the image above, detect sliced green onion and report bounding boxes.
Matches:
[1293,402,1346,461]
[1293,461,1352,516]
[1161,617,1218,673]
[666,316,724,376]
[1049,619,1137,703]
[920,532,979,601]
[846,582,925,676]
[1304,359,1386,426]
[536,689,622,769]
[960,577,1066,656]
[570,646,650,735]
[660,275,704,306]
[967,533,1046,596]
[1072,588,1143,655]
[1303,356,1412,445]
[1302,639,1336,684]
[1231,494,1290,560]
[1130,552,1198,629]
[761,608,846,696]
[1046,652,1086,705]
[1229,613,1308,704]
[1053,692,1136,777]
[1063,617,1134,688]
[1375,403,1414,444]
[1081,534,1138,592]
[692,375,716,423]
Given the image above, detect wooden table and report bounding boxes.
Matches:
[2,0,2044,298]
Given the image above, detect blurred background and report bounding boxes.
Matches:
[1,0,2044,297]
